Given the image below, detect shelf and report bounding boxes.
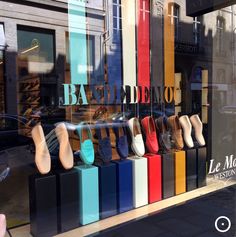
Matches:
[19,102,40,105]
[19,75,40,82]
[19,90,40,93]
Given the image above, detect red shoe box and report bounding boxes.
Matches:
[144,154,162,203]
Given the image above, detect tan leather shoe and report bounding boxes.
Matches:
[31,124,51,174]
[167,115,184,150]
[55,123,74,170]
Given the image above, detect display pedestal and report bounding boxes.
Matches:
[96,162,117,219]
[56,169,80,232]
[29,174,58,237]
[74,165,99,225]
[186,149,197,191]
[144,154,162,203]
[197,147,207,188]
[162,153,175,199]
[175,151,186,195]
[128,157,148,208]
[113,160,133,213]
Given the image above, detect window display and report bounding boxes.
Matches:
[0,0,235,237]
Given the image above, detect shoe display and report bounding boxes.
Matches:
[111,111,132,121]
[141,116,159,154]
[190,114,206,146]
[179,115,194,148]
[155,116,172,152]
[95,121,112,163]
[93,106,107,120]
[167,115,184,150]
[31,124,51,174]
[113,121,129,159]
[23,107,33,117]
[19,77,40,136]
[30,82,40,91]
[76,122,95,165]
[31,96,40,104]
[128,117,145,157]
[24,83,32,91]
[55,123,74,170]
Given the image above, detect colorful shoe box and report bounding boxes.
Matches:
[29,174,58,237]
[56,169,80,232]
[96,162,118,219]
[162,153,175,199]
[197,147,207,188]
[144,154,162,203]
[186,149,197,191]
[174,151,186,195]
[113,159,133,213]
[128,156,148,208]
[75,165,99,225]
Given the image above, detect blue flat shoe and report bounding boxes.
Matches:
[95,121,112,163]
[113,121,129,159]
[76,122,95,165]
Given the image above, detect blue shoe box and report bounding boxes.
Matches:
[113,159,133,213]
[95,162,118,219]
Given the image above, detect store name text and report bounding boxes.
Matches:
[209,155,236,180]
[63,84,177,105]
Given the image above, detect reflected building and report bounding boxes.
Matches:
[0,0,236,228]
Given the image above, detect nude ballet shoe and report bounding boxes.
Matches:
[190,114,206,146]
[55,123,74,170]
[179,115,194,148]
[31,124,51,175]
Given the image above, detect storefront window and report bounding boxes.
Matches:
[0,1,236,236]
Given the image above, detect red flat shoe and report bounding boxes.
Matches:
[141,116,159,154]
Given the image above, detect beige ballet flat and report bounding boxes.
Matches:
[190,114,206,146]
[31,124,51,174]
[55,123,74,170]
[179,115,194,148]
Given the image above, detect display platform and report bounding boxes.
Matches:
[15,179,236,237]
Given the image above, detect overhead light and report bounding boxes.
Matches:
[20,45,39,54]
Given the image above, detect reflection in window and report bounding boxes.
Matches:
[216,16,225,54]
[0,24,5,115]
[193,16,201,44]
[0,50,4,115]
[112,0,122,42]
[65,33,96,84]
[168,3,180,40]
[17,27,55,76]
[17,26,57,137]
